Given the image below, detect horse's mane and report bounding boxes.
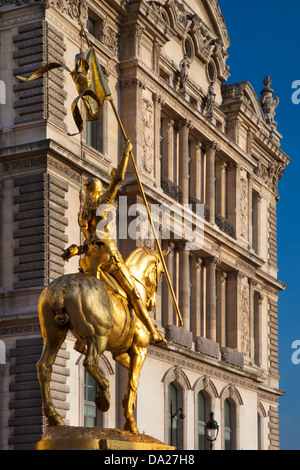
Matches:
[125,247,159,278]
[126,246,158,263]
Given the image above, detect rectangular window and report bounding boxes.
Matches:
[84,370,104,428]
[86,11,102,40]
[198,392,206,450]
[85,105,104,153]
[84,370,98,428]
[168,383,178,449]
[87,17,96,37]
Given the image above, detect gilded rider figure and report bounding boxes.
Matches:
[63,140,167,346]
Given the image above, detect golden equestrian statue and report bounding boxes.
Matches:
[18,20,183,436]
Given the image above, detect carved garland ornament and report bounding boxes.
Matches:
[239,176,248,238]
[241,285,250,357]
[256,160,286,195]
[141,98,154,175]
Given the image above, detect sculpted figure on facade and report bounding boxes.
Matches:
[206,81,216,114]
[179,54,191,88]
[259,75,279,127]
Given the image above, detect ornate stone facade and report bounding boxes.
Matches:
[0,0,289,450]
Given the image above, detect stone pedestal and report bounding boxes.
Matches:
[36,426,174,450]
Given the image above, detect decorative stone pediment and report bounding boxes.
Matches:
[222,81,264,120]
[145,0,230,81]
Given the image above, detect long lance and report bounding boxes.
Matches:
[77,20,183,327]
[108,97,184,328]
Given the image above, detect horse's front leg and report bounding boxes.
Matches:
[123,344,147,435]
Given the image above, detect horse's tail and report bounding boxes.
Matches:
[46,278,70,326]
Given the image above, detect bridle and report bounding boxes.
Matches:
[132,255,160,306]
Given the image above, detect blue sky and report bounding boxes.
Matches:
[218,0,300,450]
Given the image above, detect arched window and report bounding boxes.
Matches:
[84,370,103,428]
[198,391,206,450]
[257,412,262,450]
[163,367,190,450]
[168,381,185,449]
[168,382,178,448]
[224,399,232,450]
[257,403,266,450]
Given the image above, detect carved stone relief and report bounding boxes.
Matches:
[141,98,154,175]
[101,23,119,57]
[241,284,250,356]
[239,176,248,238]
[256,159,286,196]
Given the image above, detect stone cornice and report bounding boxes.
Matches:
[0,0,88,21]
[0,139,112,186]
[147,343,281,402]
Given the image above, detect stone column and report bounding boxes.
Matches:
[178,119,192,205]
[161,118,174,181]
[218,272,227,347]
[190,141,202,202]
[205,256,219,342]
[177,242,190,329]
[220,161,227,218]
[249,278,257,361]
[256,293,264,367]
[226,162,238,236]
[204,142,219,224]
[226,270,244,349]
[162,242,175,326]
[190,256,202,337]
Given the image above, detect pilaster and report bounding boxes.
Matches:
[177,241,190,330]
[205,255,219,342]
[204,141,219,224]
[178,119,192,205]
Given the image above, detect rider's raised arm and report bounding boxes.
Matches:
[100,140,132,204]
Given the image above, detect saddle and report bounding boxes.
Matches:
[78,241,129,304]
[97,268,128,304]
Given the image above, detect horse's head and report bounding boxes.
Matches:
[126,247,168,311]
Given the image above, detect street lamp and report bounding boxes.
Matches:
[205,411,219,450]
[170,401,185,447]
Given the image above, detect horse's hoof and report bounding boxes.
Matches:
[47,414,65,426]
[151,331,168,348]
[124,421,139,435]
[95,390,110,412]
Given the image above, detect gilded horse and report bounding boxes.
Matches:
[36,246,166,435]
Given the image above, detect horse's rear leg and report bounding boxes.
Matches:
[123,345,147,435]
[36,330,67,426]
[83,336,110,412]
